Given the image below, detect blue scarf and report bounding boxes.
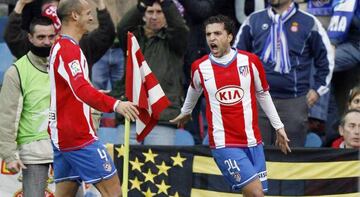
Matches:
[261,3,297,74]
[327,0,358,43]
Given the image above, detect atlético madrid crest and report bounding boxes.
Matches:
[239,66,249,77]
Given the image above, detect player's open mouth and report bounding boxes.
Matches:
[210,43,218,50]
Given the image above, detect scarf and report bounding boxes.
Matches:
[261,3,297,74]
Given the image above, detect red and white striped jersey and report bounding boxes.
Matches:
[48,35,117,151]
[191,49,270,148]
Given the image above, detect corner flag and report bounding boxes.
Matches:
[125,32,170,142]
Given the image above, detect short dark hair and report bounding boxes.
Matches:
[29,16,54,34]
[57,0,83,22]
[204,15,235,44]
[340,109,360,126]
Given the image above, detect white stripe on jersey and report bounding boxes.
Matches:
[49,43,60,149]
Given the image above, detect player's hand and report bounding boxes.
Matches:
[306,89,319,108]
[6,160,26,174]
[169,113,192,128]
[275,128,291,154]
[115,101,139,121]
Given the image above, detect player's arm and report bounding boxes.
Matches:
[0,66,27,172]
[57,44,138,119]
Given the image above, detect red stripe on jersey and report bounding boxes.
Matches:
[211,59,246,146]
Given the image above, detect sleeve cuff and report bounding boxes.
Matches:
[113,100,120,112]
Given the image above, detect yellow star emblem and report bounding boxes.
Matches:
[156,180,171,195]
[157,161,171,176]
[129,176,142,191]
[142,149,158,163]
[115,145,125,158]
[143,169,156,183]
[171,153,186,167]
[129,157,143,172]
[142,187,155,197]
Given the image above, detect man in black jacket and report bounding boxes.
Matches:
[115,0,189,145]
[4,0,115,68]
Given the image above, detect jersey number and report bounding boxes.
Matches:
[224,159,240,175]
[97,148,108,161]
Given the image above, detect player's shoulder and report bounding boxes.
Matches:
[57,37,79,50]
[194,54,210,65]
[192,54,210,70]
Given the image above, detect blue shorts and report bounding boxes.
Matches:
[211,144,268,192]
[53,140,117,184]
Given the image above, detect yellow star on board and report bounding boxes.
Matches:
[156,180,171,195]
[156,161,171,176]
[129,157,143,172]
[171,153,186,167]
[129,176,142,191]
[142,149,158,163]
[142,187,155,197]
[143,169,156,183]
[115,145,125,158]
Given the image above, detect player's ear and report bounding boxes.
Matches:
[228,33,233,44]
[71,10,79,21]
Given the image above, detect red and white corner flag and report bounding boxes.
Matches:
[125,32,170,142]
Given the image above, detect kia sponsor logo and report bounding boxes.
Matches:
[215,85,244,105]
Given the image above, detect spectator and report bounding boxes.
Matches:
[4,0,115,69]
[328,0,360,115]
[170,15,290,195]
[233,0,334,147]
[177,0,215,144]
[331,84,360,147]
[48,0,138,196]
[332,109,360,149]
[114,0,189,145]
[0,16,55,197]
[347,85,360,111]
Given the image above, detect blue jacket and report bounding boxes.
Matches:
[327,0,360,45]
[234,4,334,99]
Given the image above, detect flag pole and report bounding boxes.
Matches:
[122,118,130,197]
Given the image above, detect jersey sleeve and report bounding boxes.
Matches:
[251,54,269,92]
[57,42,117,112]
[180,60,204,114]
[190,60,204,93]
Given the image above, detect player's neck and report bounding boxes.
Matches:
[60,25,84,43]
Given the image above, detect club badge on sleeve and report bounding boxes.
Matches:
[69,60,82,76]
